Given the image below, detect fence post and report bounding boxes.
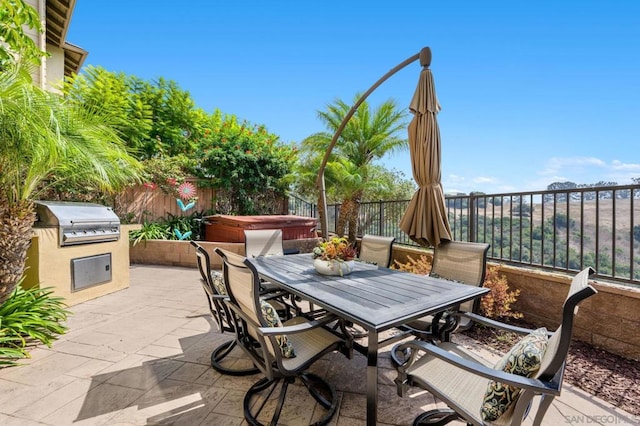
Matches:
[469,194,476,242]
[379,199,384,235]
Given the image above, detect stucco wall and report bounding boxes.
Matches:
[129,237,321,270]
[23,225,136,306]
[499,265,640,361]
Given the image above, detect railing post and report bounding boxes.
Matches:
[379,200,384,235]
[469,194,476,242]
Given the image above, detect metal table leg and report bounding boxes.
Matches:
[366,328,379,426]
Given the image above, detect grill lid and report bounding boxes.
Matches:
[34,201,120,246]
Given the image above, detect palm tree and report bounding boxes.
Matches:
[301,94,407,242]
[0,65,142,304]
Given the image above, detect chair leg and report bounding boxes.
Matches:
[299,372,337,411]
[243,373,338,426]
[211,339,259,376]
[390,344,410,367]
[413,409,461,425]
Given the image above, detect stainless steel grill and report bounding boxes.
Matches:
[34,201,120,246]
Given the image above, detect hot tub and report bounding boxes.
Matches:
[204,215,317,243]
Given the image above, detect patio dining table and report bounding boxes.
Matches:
[247,253,489,426]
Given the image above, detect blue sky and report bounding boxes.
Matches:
[67,1,640,195]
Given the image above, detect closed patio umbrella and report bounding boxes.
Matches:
[399,50,452,247]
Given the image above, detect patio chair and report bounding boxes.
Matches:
[245,228,305,314]
[190,241,260,375]
[358,234,395,268]
[400,241,490,345]
[394,267,597,426]
[244,229,285,258]
[391,241,490,365]
[215,247,352,425]
[343,234,396,338]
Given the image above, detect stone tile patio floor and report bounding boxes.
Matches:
[0,265,636,425]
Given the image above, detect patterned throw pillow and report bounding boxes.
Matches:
[481,327,548,421]
[260,300,296,358]
[211,271,227,295]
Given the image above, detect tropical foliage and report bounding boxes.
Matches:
[299,94,407,241]
[0,0,47,69]
[0,283,70,366]
[129,210,206,245]
[0,63,143,304]
[194,113,298,215]
[63,68,296,215]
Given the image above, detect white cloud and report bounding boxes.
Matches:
[536,156,640,186]
[538,156,606,177]
[610,160,640,172]
[472,176,498,184]
[441,156,639,196]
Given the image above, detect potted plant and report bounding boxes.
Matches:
[312,236,358,276]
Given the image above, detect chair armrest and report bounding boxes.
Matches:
[211,294,228,301]
[259,314,339,336]
[456,312,542,336]
[396,340,561,395]
[226,302,338,337]
[259,289,292,300]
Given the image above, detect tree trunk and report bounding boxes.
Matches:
[0,198,35,305]
[337,197,361,243]
[347,202,359,243]
[335,201,348,238]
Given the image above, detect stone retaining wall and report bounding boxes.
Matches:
[392,245,640,360]
[129,237,321,269]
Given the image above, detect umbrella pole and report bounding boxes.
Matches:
[315,47,432,237]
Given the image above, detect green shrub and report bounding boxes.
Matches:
[391,255,522,320]
[0,284,70,366]
[480,266,522,319]
[129,221,172,245]
[129,210,206,245]
[391,254,432,275]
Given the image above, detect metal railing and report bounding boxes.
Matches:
[288,194,317,218]
[291,185,640,286]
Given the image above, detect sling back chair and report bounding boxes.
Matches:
[391,241,490,365]
[416,241,490,335]
[216,247,352,426]
[244,229,285,258]
[192,241,292,374]
[244,228,303,315]
[394,267,597,426]
[359,234,396,268]
[191,241,259,375]
[337,235,396,339]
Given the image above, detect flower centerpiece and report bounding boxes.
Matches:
[312,236,358,276]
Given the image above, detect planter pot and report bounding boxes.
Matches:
[313,258,355,276]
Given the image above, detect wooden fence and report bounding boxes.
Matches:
[115,178,291,223]
[115,179,217,223]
